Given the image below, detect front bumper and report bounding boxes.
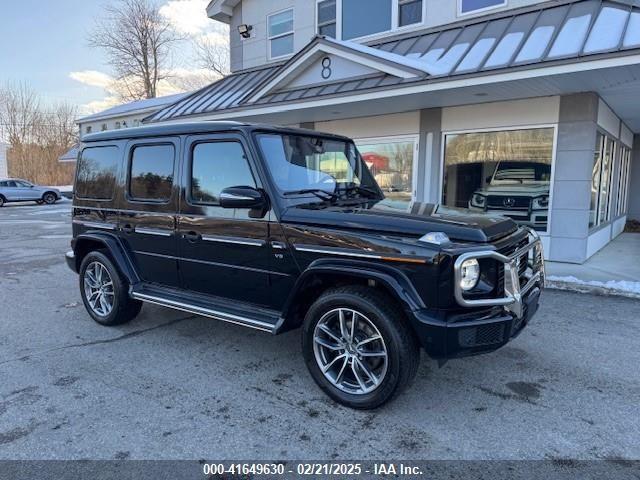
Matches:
[411,286,541,359]
[412,228,544,359]
[65,250,78,273]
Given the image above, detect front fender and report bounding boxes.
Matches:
[72,232,140,286]
[275,258,426,333]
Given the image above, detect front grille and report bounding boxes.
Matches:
[487,195,531,210]
[496,237,529,294]
[458,323,505,348]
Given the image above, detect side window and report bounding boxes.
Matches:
[191,141,255,205]
[76,146,119,200]
[0,181,7,187]
[128,144,175,202]
[6,181,17,187]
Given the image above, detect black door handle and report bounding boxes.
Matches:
[184,231,201,243]
[122,224,134,234]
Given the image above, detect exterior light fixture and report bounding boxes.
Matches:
[238,24,253,38]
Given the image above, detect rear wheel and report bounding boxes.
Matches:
[42,192,57,204]
[79,251,142,326]
[0,196,4,207]
[302,286,420,409]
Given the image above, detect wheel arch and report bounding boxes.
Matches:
[73,233,140,286]
[275,259,425,334]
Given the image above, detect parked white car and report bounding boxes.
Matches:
[0,178,62,207]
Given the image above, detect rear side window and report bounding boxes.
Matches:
[129,144,175,201]
[191,141,255,205]
[76,146,119,200]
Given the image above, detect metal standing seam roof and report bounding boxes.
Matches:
[146,0,640,122]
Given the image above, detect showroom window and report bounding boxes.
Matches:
[443,127,554,232]
[589,133,616,228]
[459,0,506,15]
[268,9,294,59]
[615,144,632,216]
[355,136,417,208]
[321,0,423,40]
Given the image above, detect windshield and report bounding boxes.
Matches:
[492,161,551,184]
[256,133,377,196]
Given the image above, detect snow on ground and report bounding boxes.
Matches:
[546,275,640,299]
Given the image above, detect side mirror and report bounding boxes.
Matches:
[219,186,266,209]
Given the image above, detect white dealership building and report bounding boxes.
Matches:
[144,0,640,264]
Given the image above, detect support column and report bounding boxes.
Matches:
[418,108,442,203]
[549,93,599,263]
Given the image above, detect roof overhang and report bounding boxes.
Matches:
[170,52,640,132]
[247,36,433,103]
[206,0,240,24]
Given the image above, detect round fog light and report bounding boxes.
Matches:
[460,259,480,291]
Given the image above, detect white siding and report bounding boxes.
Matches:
[441,96,560,131]
[0,143,8,178]
[316,111,420,138]
[228,0,549,71]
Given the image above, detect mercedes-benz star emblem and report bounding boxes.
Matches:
[503,197,516,207]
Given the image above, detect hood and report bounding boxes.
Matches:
[281,201,518,243]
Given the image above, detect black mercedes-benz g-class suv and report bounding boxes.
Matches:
[66,122,544,409]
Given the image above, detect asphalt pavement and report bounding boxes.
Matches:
[0,201,638,461]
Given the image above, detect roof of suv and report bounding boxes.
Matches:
[82,121,350,143]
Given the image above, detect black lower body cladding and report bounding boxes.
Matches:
[408,287,541,359]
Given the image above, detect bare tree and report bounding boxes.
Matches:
[0,82,78,185]
[194,34,231,78]
[89,0,181,101]
[0,82,42,146]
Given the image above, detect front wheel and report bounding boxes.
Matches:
[42,192,57,204]
[79,251,142,326]
[302,286,420,409]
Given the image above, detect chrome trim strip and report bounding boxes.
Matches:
[72,220,116,231]
[201,235,265,247]
[135,227,172,237]
[294,244,383,260]
[130,292,275,332]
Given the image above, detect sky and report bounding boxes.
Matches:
[0,0,227,116]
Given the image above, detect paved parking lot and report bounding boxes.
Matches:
[0,201,639,461]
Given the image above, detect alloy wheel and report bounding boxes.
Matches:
[313,308,388,395]
[83,261,115,317]
[44,193,56,204]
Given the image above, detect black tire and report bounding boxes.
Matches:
[302,286,420,409]
[0,196,4,207]
[42,192,57,204]
[79,251,142,326]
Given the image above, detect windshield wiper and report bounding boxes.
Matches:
[338,184,380,199]
[283,189,337,201]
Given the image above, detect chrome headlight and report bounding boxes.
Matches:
[470,194,486,208]
[532,195,549,209]
[460,258,480,291]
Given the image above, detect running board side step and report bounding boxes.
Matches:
[131,291,278,333]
